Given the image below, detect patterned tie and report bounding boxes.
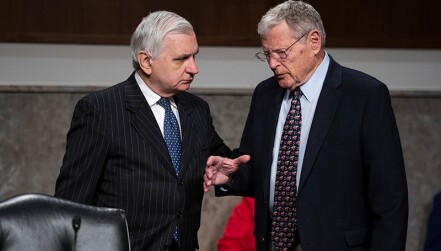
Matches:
[271,89,302,251]
[157,97,182,175]
[157,97,182,244]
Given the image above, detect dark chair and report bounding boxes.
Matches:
[0,193,131,251]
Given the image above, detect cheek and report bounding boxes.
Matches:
[289,60,307,76]
[282,62,299,78]
[170,71,188,88]
[162,67,179,81]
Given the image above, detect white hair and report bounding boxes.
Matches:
[130,11,194,69]
[257,0,326,46]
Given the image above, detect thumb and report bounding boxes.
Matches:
[234,155,251,165]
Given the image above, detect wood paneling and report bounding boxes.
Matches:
[1,0,440,48]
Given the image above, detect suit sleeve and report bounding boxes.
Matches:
[362,83,408,250]
[54,97,109,205]
[215,85,261,197]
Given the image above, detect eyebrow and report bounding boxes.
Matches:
[174,49,199,60]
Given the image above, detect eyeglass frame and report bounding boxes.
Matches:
[255,32,309,62]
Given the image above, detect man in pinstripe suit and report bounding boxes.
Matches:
[55,11,231,251]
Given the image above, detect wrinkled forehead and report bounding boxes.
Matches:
[163,32,198,55]
[260,22,295,49]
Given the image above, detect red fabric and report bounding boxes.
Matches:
[217,197,256,251]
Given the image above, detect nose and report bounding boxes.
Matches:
[267,55,280,70]
[187,57,199,75]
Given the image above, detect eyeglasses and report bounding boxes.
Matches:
[255,32,308,62]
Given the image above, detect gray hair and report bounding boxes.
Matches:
[130,11,194,69]
[257,0,326,47]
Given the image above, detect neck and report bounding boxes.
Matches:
[292,50,325,90]
[136,69,174,98]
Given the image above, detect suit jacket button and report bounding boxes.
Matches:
[178,181,184,186]
[176,212,183,218]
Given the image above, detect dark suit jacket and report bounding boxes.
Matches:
[217,56,408,251]
[424,192,441,251]
[55,73,231,251]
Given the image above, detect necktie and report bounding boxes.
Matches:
[271,89,302,251]
[157,97,182,175]
[157,97,182,244]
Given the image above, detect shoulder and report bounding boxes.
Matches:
[326,58,390,98]
[327,56,386,92]
[81,75,135,106]
[255,76,279,92]
[176,91,210,109]
[342,67,382,87]
[342,67,390,100]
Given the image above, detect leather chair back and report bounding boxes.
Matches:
[0,193,131,251]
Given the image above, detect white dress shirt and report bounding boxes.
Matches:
[135,72,182,137]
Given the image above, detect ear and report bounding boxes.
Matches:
[137,51,152,75]
[309,29,322,53]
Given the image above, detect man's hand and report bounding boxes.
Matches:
[203,155,250,192]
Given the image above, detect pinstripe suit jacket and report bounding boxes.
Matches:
[55,73,231,251]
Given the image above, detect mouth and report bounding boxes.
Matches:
[181,79,193,84]
[276,73,286,80]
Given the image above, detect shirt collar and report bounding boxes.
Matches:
[135,71,178,109]
[299,51,330,103]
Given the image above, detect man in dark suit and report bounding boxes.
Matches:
[203,1,408,250]
[55,11,231,251]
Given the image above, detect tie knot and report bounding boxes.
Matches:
[158,97,172,110]
[292,88,302,98]
[290,89,303,105]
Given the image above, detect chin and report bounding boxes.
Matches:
[179,84,191,91]
[278,81,294,90]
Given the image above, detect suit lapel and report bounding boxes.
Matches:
[174,93,194,179]
[261,80,286,200]
[298,58,343,194]
[124,75,176,175]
